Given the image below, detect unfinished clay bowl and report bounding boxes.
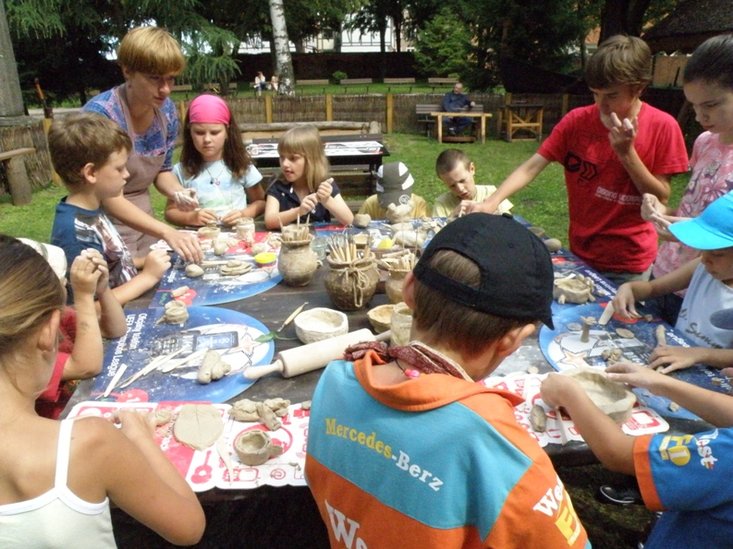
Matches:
[562,367,636,423]
[367,304,394,333]
[293,307,348,344]
[390,302,413,346]
[233,430,283,466]
[553,275,594,304]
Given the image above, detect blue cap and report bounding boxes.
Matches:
[669,192,733,250]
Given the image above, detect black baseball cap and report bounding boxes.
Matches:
[413,213,555,328]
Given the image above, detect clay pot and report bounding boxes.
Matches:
[390,302,413,346]
[278,237,318,287]
[385,269,409,304]
[198,225,220,240]
[234,430,284,466]
[324,257,379,311]
[235,217,255,246]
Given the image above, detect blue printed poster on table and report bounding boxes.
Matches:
[150,232,282,307]
[539,302,733,421]
[94,306,275,403]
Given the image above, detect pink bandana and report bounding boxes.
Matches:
[188,94,231,125]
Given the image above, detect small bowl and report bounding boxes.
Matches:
[367,304,394,333]
[293,307,348,344]
[562,367,636,423]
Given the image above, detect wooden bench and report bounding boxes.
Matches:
[204,82,238,95]
[415,104,492,143]
[501,100,544,142]
[171,84,193,99]
[0,147,36,205]
[241,120,373,141]
[296,79,331,86]
[294,79,330,95]
[383,77,415,92]
[427,77,456,91]
[340,78,373,92]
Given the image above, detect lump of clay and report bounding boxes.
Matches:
[553,274,595,304]
[543,238,562,253]
[234,430,284,466]
[185,264,204,278]
[173,404,224,450]
[353,213,371,228]
[213,239,228,256]
[385,202,413,224]
[220,260,252,276]
[230,398,291,427]
[170,285,190,298]
[562,368,636,423]
[529,404,547,432]
[160,300,189,325]
[196,349,232,384]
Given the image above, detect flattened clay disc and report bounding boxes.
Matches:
[615,328,635,339]
[173,404,224,450]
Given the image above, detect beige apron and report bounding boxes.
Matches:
[110,85,169,258]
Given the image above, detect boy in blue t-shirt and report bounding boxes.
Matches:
[49,112,171,305]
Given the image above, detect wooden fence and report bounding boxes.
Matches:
[2,88,688,200]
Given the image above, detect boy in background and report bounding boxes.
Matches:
[306,214,590,548]
[358,161,428,222]
[49,112,171,305]
[468,35,688,286]
[433,148,513,218]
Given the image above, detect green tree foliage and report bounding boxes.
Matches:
[413,10,471,78]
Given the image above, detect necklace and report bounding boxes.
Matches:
[204,162,226,186]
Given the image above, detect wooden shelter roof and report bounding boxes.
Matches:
[643,0,733,53]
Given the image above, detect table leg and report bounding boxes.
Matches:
[480,116,486,144]
[436,114,443,143]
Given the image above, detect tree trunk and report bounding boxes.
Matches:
[0,0,25,118]
[269,0,295,96]
[599,0,651,42]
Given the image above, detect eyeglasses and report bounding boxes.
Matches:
[143,74,177,87]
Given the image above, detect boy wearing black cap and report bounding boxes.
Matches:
[305,214,590,548]
[358,161,429,221]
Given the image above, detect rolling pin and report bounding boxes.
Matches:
[243,328,390,380]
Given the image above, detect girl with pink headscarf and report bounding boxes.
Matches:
[166,94,266,227]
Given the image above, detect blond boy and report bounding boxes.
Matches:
[433,149,513,218]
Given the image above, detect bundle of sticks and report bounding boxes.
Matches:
[328,234,373,263]
[281,224,311,242]
[377,249,416,272]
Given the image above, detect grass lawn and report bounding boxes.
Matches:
[0,130,681,547]
[0,133,569,242]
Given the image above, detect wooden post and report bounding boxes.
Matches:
[265,95,273,123]
[326,94,333,122]
[561,94,569,117]
[386,94,394,134]
[42,118,63,186]
[6,155,32,205]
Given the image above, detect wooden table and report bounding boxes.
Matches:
[431,111,494,144]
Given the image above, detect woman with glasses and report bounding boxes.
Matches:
[84,26,202,264]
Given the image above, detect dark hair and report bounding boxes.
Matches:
[180,104,252,179]
[0,235,64,356]
[683,34,733,90]
[585,35,652,89]
[412,250,527,359]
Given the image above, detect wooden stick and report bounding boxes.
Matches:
[102,363,128,398]
[278,301,309,332]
